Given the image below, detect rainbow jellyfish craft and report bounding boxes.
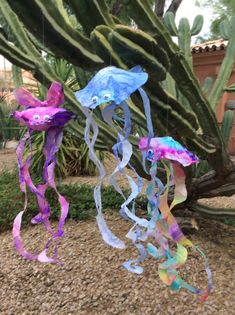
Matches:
[13,81,74,264]
[75,66,151,252]
[139,136,212,301]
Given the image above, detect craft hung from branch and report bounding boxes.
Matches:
[13,81,74,263]
[138,136,212,301]
[75,66,151,251]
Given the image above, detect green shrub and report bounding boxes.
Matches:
[0,169,147,232]
[0,169,39,231]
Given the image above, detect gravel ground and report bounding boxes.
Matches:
[0,214,234,315]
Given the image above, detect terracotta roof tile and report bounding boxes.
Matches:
[192,39,228,54]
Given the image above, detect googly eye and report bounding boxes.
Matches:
[147,149,154,160]
[33,114,40,121]
[91,96,98,104]
[103,93,111,100]
[43,115,50,121]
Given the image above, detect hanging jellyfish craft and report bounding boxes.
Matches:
[139,136,212,301]
[75,66,151,252]
[12,81,74,263]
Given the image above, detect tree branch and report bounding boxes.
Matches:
[154,0,166,17]
[166,0,183,16]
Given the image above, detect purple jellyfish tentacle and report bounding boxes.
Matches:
[13,130,37,260]
[82,107,126,249]
[43,127,69,242]
[21,138,53,235]
[16,130,31,193]
[13,130,58,264]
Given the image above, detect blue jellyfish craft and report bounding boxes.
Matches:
[75,66,151,254]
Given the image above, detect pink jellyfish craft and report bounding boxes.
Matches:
[12,81,74,263]
[139,136,212,301]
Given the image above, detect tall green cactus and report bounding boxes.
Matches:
[164,12,203,67]
[208,17,235,109]
[1,0,235,218]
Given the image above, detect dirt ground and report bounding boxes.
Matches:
[0,149,234,314]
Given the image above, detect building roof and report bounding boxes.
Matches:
[192,39,228,54]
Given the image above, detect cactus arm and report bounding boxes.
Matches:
[208,17,235,109]
[202,77,213,94]
[221,110,234,146]
[191,15,204,36]
[147,81,199,130]
[0,1,40,57]
[6,0,103,69]
[109,30,167,80]
[219,19,231,40]
[0,33,35,70]
[178,18,192,67]
[90,26,128,69]
[56,0,72,26]
[12,65,24,88]
[163,12,178,36]
[189,203,235,218]
[163,73,176,98]
[113,25,170,71]
[66,0,115,36]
